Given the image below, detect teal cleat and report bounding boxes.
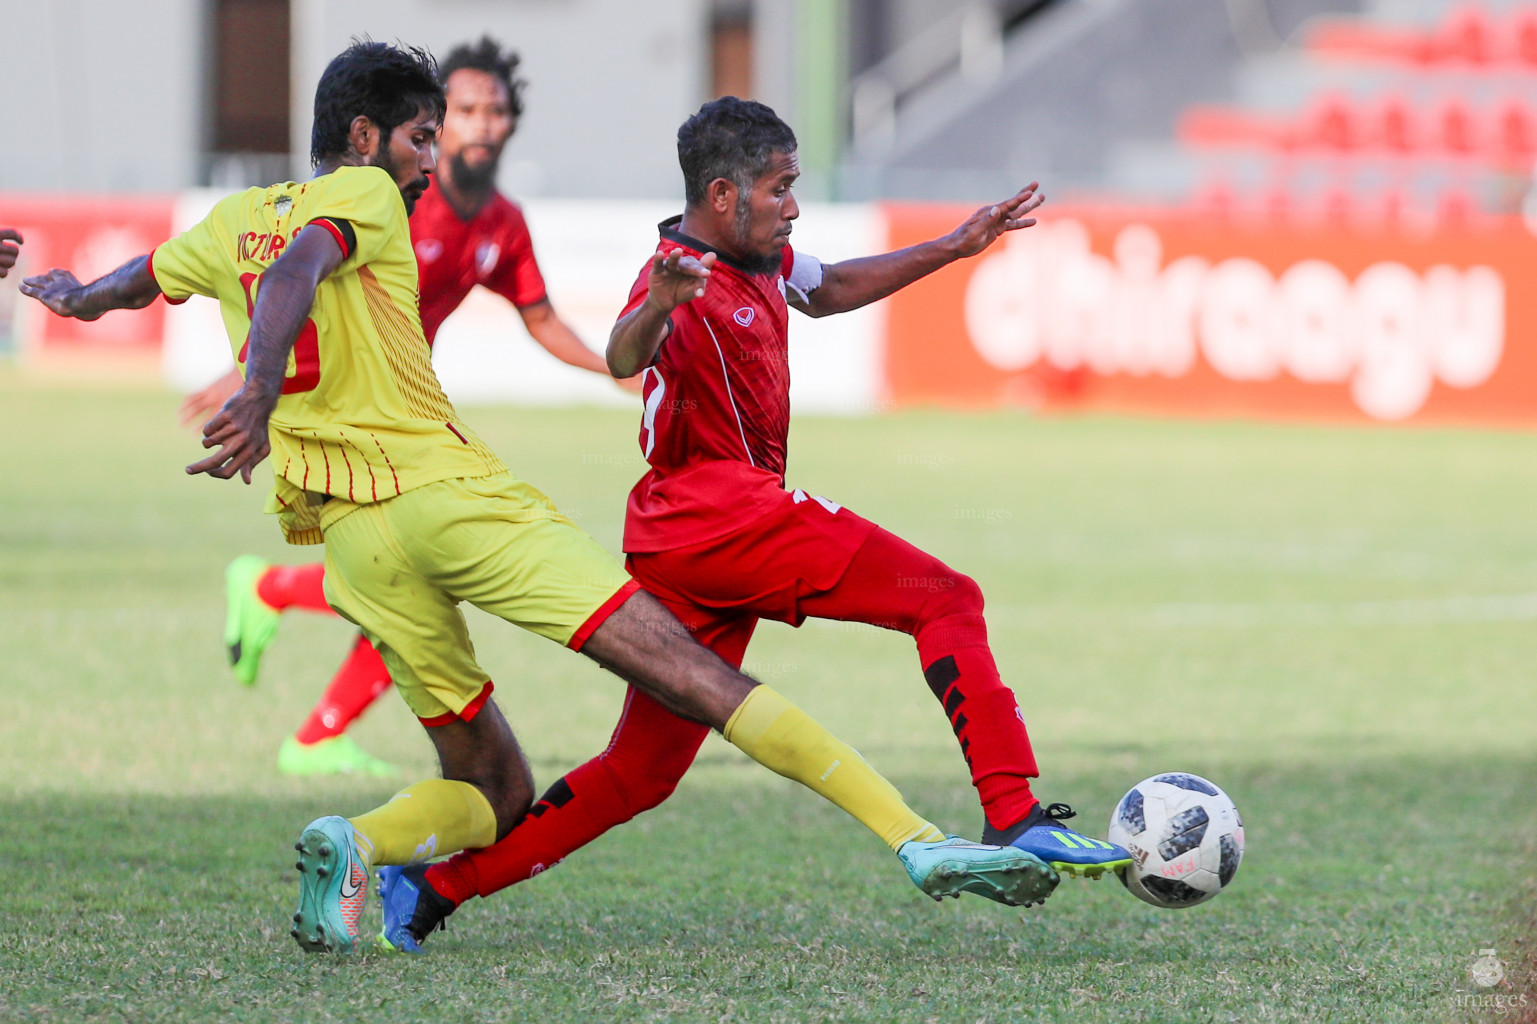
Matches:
[224,555,280,687]
[987,802,1133,879]
[291,815,369,954]
[898,835,1059,907]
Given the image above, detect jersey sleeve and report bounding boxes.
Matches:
[147,199,231,303]
[303,166,406,269]
[784,248,824,305]
[484,205,549,309]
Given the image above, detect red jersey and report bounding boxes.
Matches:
[410,181,548,346]
[622,218,805,553]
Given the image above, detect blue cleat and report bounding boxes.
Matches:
[291,815,369,954]
[897,835,1059,907]
[987,801,1133,879]
[376,864,456,954]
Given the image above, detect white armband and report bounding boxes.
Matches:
[784,251,824,304]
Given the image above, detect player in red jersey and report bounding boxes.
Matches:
[374,97,1132,952]
[189,37,637,777]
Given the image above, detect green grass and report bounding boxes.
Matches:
[1,377,1533,1023]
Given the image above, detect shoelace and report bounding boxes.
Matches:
[1043,802,1077,822]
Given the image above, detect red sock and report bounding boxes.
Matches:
[257,563,332,614]
[293,634,393,744]
[917,612,1039,831]
[427,608,749,907]
[426,757,636,905]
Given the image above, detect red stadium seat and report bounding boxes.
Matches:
[1178,105,1286,149]
[1489,97,1537,167]
[1365,92,1418,153]
[1431,4,1496,64]
[1429,95,1480,155]
[1509,7,1537,66]
[1306,19,1429,65]
[1436,186,1479,225]
[1293,91,1360,151]
[1320,184,1356,222]
[1188,178,1238,219]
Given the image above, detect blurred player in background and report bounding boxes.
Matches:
[374,97,1131,953]
[25,40,1057,956]
[183,37,637,778]
[0,229,22,277]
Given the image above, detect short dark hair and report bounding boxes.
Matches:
[677,97,797,206]
[310,40,446,168]
[439,36,526,121]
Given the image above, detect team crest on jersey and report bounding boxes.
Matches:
[415,239,443,264]
[476,242,501,277]
[273,195,293,218]
[733,306,756,327]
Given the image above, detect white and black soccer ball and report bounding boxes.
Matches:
[1107,772,1244,909]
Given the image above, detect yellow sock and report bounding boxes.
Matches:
[723,685,945,851]
[348,779,498,867]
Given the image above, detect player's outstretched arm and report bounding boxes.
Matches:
[20,254,162,320]
[187,224,344,484]
[792,182,1044,319]
[520,301,642,392]
[179,366,245,428]
[606,248,716,378]
[0,229,22,279]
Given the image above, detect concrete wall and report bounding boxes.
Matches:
[1,0,208,192]
[290,0,712,199]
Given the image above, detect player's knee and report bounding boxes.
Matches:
[919,568,985,623]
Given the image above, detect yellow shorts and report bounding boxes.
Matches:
[318,472,638,724]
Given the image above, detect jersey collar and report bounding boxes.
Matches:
[658,216,771,277]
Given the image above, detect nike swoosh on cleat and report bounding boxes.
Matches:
[339,857,360,899]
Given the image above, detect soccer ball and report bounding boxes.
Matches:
[1107,772,1244,909]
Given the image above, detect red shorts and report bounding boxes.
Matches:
[626,488,878,628]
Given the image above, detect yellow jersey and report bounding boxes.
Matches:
[150,165,506,543]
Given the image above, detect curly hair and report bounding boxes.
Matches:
[677,97,797,206]
[439,35,526,120]
[310,39,445,168]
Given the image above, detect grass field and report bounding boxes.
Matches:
[1,377,1534,1023]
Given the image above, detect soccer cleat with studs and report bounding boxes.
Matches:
[897,835,1060,908]
[985,801,1133,879]
[375,864,457,954]
[291,815,369,954]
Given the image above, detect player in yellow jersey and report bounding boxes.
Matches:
[21,40,1057,955]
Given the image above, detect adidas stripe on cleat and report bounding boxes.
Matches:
[898,835,1060,907]
[291,815,369,954]
[987,802,1133,879]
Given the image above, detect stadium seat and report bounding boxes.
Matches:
[1510,6,1537,65]
[1187,178,1238,219]
[1430,96,1480,156]
[1293,92,1360,152]
[1436,186,1480,225]
[1306,19,1428,65]
[1365,92,1418,154]
[1430,4,1496,65]
[1489,97,1537,167]
[1178,105,1285,149]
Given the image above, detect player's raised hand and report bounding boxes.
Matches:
[19,268,98,319]
[0,229,22,279]
[179,367,245,428]
[186,385,273,484]
[946,182,1045,259]
[646,248,716,313]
